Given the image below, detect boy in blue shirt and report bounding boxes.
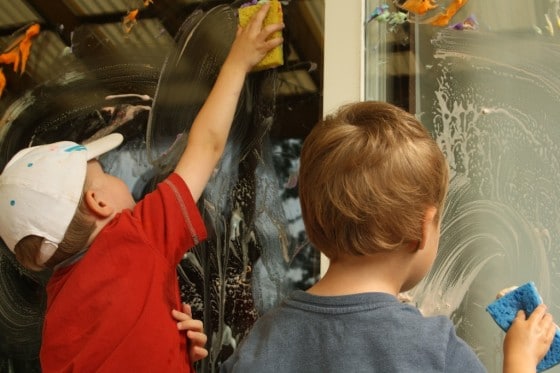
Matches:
[178,101,555,373]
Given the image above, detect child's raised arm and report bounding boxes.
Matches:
[174,3,284,201]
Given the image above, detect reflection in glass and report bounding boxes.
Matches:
[0,1,322,371]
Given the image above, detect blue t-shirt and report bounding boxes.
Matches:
[221,291,486,372]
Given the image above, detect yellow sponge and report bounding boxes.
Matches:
[238,0,284,71]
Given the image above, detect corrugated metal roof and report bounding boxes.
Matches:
[63,0,134,16]
[0,0,42,30]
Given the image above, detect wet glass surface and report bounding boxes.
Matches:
[366,1,560,371]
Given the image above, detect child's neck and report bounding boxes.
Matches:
[306,251,411,297]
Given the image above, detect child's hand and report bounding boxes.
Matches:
[226,3,284,73]
[172,303,208,362]
[503,304,556,372]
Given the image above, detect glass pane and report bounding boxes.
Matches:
[0,1,323,371]
[366,1,560,372]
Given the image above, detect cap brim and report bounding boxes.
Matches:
[84,133,124,160]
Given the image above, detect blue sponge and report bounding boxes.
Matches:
[486,282,560,372]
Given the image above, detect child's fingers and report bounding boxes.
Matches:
[545,319,557,342]
[529,304,548,323]
[187,330,208,362]
[540,311,554,326]
[263,35,283,51]
[260,23,284,44]
[539,311,555,334]
[187,330,208,346]
[182,303,193,318]
[512,309,526,324]
[530,304,555,330]
[262,22,284,35]
[171,303,195,322]
[246,3,271,32]
[171,309,188,322]
[177,318,204,332]
[190,345,209,362]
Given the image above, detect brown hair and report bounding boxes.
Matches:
[298,101,449,260]
[14,197,95,270]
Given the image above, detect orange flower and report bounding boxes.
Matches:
[398,0,438,15]
[0,69,6,97]
[25,23,40,38]
[18,24,40,74]
[426,0,468,26]
[122,9,139,33]
[0,23,41,98]
[0,50,21,73]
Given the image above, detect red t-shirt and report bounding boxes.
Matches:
[41,173,207,372]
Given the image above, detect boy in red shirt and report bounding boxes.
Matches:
[0,4,283,372]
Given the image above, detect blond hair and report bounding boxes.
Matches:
[298,101,449,260]
[14,197,95,269]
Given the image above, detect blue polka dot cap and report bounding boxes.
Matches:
[0,133,124,262]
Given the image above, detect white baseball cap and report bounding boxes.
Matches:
[0,133,124,264]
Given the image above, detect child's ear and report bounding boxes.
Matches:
[84,190,113,218]
[417,206,438,251]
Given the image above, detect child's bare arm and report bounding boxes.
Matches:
[502,304,556,373]
[175,3,284,201]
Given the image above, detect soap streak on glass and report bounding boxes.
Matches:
[408,15,560,372]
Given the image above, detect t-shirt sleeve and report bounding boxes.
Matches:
[444,326,487,372]
[133,172,207,265]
